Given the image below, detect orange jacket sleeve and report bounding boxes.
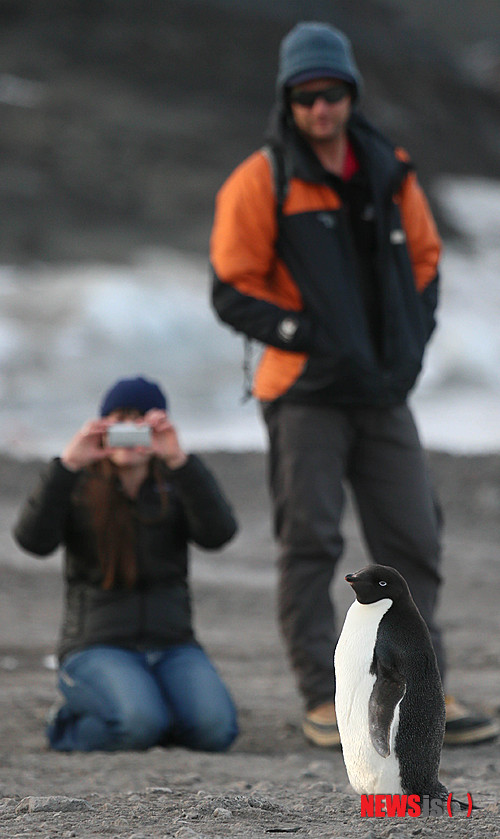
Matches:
[396,155,441,293]
[210,151,316,352]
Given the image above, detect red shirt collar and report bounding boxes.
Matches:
[342,139,360,181]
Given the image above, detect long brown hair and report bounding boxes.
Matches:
[77,458,169,590]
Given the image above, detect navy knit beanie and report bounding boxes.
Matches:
[99,376,168,417]
[277,21,363,101]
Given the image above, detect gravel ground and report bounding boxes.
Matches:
[1,450,499,838]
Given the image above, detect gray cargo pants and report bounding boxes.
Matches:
[262,400,445,711]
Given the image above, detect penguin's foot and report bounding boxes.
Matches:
[302,702,341,748]
[444,696,499,746]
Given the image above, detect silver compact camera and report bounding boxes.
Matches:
[106,423,152,448]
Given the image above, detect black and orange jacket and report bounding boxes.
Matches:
[210,110,441,406]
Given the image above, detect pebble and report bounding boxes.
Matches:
[231,780,252,791]
[174,828,202,838]
[213,806,232,819]
[251,780,274,793]
[307,781,333,792]
[111,817,130,829]
[300,760,331,778]
[146,786,173,794]
[42,654,58,670]
[0,655,19,670]
[16,796,91,814]
[251,795,284,812]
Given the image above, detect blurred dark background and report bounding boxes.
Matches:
[0,0,499,263]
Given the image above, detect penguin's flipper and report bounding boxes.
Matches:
[368,653,406,758]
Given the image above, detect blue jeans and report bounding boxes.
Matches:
[47,644,238,752]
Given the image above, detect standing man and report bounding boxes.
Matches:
[210,21,498,747]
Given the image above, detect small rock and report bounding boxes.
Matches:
[251,781,274,793]
[174,828,201,838]
[0,656,19,670]
[42,654,58,670]
[146,786,173,794]
[213,806,232,819]
[307,781,333,792]
[302,759,332,777]
[247,795,281,812]
[112,817,130,829]
[231,780,252,791]
[16,796,91,814]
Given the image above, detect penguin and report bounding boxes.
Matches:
[334,564,447,802]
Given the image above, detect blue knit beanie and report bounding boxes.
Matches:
[277,22,363,101]
[99,376,168,417]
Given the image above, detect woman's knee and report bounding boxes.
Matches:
[178,707,239,752]
[108,705,168,750]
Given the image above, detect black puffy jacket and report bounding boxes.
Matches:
[14,455,237,661]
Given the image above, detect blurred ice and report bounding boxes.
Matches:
[411,177,500,451]
[0,249,265,457]
[0,74,46,107]
[1,176,499,457]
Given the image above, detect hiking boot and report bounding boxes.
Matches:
[444,695,499,745]
[302,701,341,748]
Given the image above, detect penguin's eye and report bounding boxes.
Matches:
[379,580,387,587]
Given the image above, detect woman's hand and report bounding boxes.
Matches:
[144,409,188,470]
[61,419,111,472]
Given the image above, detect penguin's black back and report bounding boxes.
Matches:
[374,596,446,799]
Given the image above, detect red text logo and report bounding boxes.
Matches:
[360,793,473,818]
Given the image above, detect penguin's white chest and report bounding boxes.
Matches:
[334,599,403,795]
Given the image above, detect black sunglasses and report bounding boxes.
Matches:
[289,83,351,108]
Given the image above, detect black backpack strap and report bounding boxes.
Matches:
[240,145,290,403]
[240,335,255,403]
[262,143,289,223]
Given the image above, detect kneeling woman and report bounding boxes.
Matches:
[14,376,239,752]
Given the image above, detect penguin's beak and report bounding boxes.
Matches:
[345,574,356,585]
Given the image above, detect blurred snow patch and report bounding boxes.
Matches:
[0,178,500,456]
[0,74,46,107]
